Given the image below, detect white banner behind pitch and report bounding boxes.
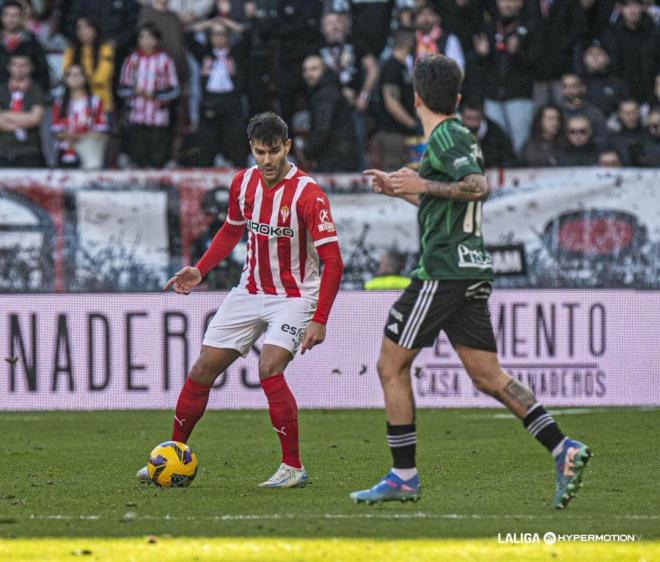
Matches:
[1,291,658,410]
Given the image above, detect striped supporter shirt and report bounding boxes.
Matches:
[118,49,180,127]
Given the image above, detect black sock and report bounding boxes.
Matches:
[386,422,416,468]
[523,403,565,455]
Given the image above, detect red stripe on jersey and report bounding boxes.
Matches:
[277,181,301,297]
[256,188,277,295]
[244,173,260,294]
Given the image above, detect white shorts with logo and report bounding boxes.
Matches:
[203,287,317,356]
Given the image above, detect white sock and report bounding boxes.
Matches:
[392,467,418,481]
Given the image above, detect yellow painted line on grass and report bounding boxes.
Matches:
[0,538,658,562]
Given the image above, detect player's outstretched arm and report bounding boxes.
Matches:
[364,169,420,206]
[390,168,490,202]
[193,220,245,279]
[163,266,202,295]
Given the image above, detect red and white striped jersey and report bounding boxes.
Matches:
[226,164,339,299]
[52,95,108,136]
[118,49,180,127]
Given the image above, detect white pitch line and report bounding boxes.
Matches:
[27,513,660,522]
[463,407,660,420]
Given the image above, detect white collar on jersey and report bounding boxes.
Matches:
[284,163,297,179]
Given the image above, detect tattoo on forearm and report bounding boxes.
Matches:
[502,379,536,409]
[424,174,489,201]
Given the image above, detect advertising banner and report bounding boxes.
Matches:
[1,168,658,291]
[1,290,657,410]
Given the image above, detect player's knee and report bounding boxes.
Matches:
[189,360,216,384]
[258,358,280,379]
[377,355,406,382]
[376,356,391,379]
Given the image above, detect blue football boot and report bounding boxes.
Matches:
[553,438,592,509]
[349,472,421,505]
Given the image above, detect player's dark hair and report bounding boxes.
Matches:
[247,112,288,146]
[413,55,463,116]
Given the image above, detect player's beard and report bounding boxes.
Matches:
[261,159,286,184]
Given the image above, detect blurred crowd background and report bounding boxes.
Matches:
[0,0,658,172]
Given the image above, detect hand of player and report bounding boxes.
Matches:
[163,266,202,295]
[390,167,427,195]
[300,321,326,355]
[363,169,396,197]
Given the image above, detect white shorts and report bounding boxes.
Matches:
[203,287,317,356]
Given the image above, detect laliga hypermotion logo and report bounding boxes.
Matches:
[318,208,336,232]
[279,205,290,223]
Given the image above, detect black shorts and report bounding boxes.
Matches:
[384,278,498,353]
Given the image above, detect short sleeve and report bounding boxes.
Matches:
[226,172,246,225]
[28,85,45,108]
[380,59,401,88]
[299,185,339,248]
[426,126,483,181]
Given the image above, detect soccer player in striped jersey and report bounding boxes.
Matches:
[136,112,344,488]
[349,55,590,509]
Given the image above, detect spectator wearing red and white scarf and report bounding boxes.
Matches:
[52,64,108,168]
[0,52,45,167]
[118,23,180,168]
[0,0,50,92]
[414,4,464,71]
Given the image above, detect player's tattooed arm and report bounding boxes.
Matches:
[502,379,537,409]
[423,174,490,202]
[390,169,490,202]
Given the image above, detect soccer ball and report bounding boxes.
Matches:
[146,441,198,488]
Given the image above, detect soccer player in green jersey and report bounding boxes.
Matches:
[350,55,591,510]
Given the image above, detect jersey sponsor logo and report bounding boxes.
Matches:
[247,219,294,238]
[453,156,471,169]
[457,243,493,269]
[317,208,336,232]
[279,205,290,223]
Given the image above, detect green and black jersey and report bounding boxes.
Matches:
[411,117,494,281]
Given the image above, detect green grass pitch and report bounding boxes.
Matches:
[0,408,658,560]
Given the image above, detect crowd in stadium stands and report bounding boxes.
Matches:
[0,0,658,170]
